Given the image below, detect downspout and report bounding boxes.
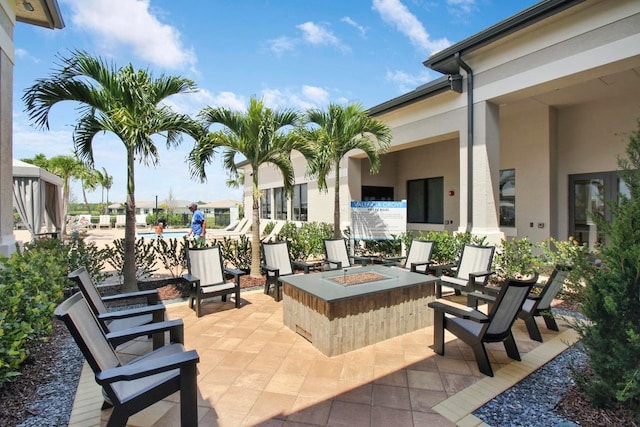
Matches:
[455,53,473,233]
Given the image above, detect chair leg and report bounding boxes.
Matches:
[503,332,521,361]
[542,313,559,331]
[235,288,241,308]
[106,409,128,427]
[523,315,543,342]
[195,297,202,318]
[433,311,445,355]
[180,363,198,427]
[471,343,493,377]
[275,282,282,302]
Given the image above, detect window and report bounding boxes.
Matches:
[260,188,271,219]
[274,187,288,220]
[407,177,443,224]
[292,183,307,221]
[362,186,394,201]
[499,169,516,227]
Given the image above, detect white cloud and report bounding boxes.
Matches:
[260,86,330,111]
[296,22,350,53]
[301,85,329,105]
[446,0,477,18]
[386,69,434,92]
[61,0,196,70]
[267,36,297,56]
[341,17,367,37]
[372,0,451,54]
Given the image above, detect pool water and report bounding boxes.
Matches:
[137,231,187,240]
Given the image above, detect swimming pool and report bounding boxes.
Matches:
[136,231,188,240]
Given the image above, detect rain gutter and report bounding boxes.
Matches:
[454,53,474,233]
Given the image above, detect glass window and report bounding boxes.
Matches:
[499,169,516,227]
[274,187,288,220]
[260,188,271,219]
[293,183,307,221]
[407,177,444,224]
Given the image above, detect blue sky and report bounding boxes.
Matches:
[12,0,538,205]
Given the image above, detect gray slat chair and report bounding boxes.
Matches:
[386,239,435,273]
[183,245,245,317]
[261,240,312,301]
[55,293,199,427]
[428,274,538,376]
[470,267,570,342]
[68,267,167,349]
[437,244,496,298]
[323,238,372,270]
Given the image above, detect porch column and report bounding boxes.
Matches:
[471,101,504,244]
[0,6,15,256]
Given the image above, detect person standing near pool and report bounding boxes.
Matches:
[187,202,206,245]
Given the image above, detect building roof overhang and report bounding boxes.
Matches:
[14,0,64,29]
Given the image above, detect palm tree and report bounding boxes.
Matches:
[188,97,308,277]
[80,167,98,215]
[23,51,199,292]
[23,154,86,236]
[95,167,113,214]
[300,102,392,238]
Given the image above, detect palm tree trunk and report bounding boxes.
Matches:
[82,183,92,215]
[122,150,138,293]
[250,171,262,278]
[333,161,341,238]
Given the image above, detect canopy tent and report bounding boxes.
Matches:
[12,159,63,239]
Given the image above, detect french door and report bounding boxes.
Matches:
[569,171,626,250]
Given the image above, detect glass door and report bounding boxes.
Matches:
[568,172,619,250]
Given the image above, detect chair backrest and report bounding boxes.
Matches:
[486,274,538,338]
[99,215,110,224]
[262,241,293,276]
[263,221,286,242]
[68,267,109,318]
[115,215,126,225]
[136,214,147,225]
[456,245,495,285]
[224,219,240,231]
[536,268,569,311]
[405,240,434,272]
[324,238,351,268]
[54,292,121,375]
[186,246,225,286]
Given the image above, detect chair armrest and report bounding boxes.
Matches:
[468,270,495,280]
[224,267,246,279]
[292,261,312,274]
[430,263,456,277]
[325,259,343,269]
[410,261,434,273]
[105,319,184,345]
[261,264,280,277]
[97,303,165,321]
[351,255,371,266]
[428,300,489,323]
[466,291,497,308]
[96,349,199,384]
[181,273,199,286]
[101,288,159,305]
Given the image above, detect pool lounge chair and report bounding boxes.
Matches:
[115,215,126,228]
[98,215,111,229]
[55,292,199,427]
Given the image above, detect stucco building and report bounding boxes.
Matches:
[245,0,640,250]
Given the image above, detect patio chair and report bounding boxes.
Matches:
[98,215,112,229]
[135,214,147,228]
[323,238,372,270]
[182,245,245,317]
[436,244,496,298]
[55,292,199,427]
[385,239,435,273]
[68,267,168,349]
[428,274,538,376]
[115,215,126,228]
[261,240,312,301]
[469,267,570,342]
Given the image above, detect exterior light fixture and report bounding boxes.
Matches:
[22,1,35,12]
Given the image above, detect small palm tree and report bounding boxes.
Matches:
[23,51,199,292]
[188,97,308,277]
[300,102,392,238]
[95,167,113,214]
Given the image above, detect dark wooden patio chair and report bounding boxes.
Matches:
[261,240,312,301]
[436,244,495,298]
[68,267,167,349]
[323,238,372,270]
[384,239,435,273]
[428,274,538,376]
[55,292,199,427]
[182,245,245,317]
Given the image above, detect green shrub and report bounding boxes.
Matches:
[103,237,158,281]
[537,237,592,297]
[572,119,640,415]
[0,239,70,386]
[493,237,538,281]
[279,222,333,261]
[67,236,109,284]
[153,237,188,278]
[216,235,251,271]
